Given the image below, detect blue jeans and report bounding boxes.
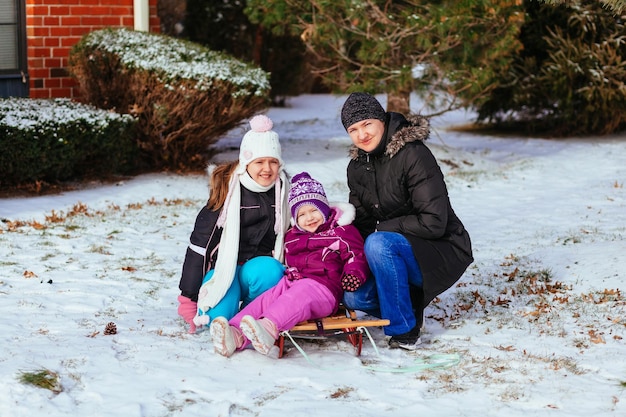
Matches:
[343,232,422,336]
[202,256,285,322]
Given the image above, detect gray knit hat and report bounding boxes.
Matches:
[341,92,386,130]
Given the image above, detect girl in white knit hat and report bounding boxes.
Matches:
[177,115,291,333]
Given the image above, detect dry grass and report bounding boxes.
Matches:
[18,369,62,394]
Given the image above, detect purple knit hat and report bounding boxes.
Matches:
[288,172,331,226]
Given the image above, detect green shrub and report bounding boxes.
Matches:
[477,1,626,136]
[0,98,137,187]
[68,28,271,171]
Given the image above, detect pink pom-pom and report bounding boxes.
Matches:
[249,115,273,133]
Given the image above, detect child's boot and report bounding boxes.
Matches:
[239,315,278,356]
[210,316,243,357]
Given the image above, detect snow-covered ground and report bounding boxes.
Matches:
[1,94,624,416]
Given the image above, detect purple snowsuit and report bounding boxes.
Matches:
[229,204,370,333]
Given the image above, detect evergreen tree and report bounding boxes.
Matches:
[542,0,626,13]
[184,0,309,100]
[478,0,626,135]
[603,0,626,10]
[244,0,524,114]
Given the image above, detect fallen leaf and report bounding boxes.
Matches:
[496,345,516,351]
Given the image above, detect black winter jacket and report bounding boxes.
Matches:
[178,186,278,301]
[347,112,473,305]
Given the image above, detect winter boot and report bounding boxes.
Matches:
[210,316,243,357]
[388,325,422,351]
[239,316,278,356]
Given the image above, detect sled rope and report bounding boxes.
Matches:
[359,325,381,356]
[280,327,460,373]
[362,352,460,373]
[281,330,316,365]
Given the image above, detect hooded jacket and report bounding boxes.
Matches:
[347,112,473,305]
[283,203,370,308]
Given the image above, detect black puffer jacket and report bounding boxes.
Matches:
[347,112,473,305]
[178,186,278,301]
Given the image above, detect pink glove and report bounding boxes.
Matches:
[177,295,198,334]
[285,267,303,281]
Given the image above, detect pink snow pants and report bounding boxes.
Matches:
[229,277,336,333]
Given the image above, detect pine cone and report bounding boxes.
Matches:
[104,322,117,335]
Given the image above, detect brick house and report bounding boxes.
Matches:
[0,0,160,99]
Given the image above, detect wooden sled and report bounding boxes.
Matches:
[276,308,389,358]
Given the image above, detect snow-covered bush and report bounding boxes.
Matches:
[0,98,137,187]
[68,28,271,171]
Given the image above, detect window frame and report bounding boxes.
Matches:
[0,0,28,96]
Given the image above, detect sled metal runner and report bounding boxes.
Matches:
[276,308,389,358]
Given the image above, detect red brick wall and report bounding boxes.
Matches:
[25,0,161,99]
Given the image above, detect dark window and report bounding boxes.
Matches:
[0,0,28,97]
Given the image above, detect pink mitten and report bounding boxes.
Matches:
[341,274,362,292]
[177,295,198,334]
[285,267,303,281]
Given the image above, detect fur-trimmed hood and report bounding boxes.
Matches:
[349,113,430,160]
[330,201,356,226]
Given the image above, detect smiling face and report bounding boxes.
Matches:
[246,157,280,187]
[296,204,325,233]
[346,118,385,153]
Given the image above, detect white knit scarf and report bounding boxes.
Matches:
[194,166,289,325]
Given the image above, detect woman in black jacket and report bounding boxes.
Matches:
[177,115,291,333]
[341,93,473,350]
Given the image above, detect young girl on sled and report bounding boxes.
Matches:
[210,172,370,357]
[176,115,290,334]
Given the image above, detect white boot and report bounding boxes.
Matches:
[239,315,277,356]
[210,316,238,357]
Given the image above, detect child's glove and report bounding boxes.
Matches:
[285,267,303,281]
[341,274,361,292]
[177,295,198,334]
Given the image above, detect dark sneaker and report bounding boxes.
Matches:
[388,326,421,351]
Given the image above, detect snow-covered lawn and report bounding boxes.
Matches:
[1,94,624,417]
